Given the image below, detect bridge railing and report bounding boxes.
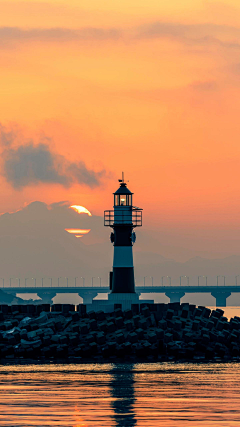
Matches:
[139,275,240,287]
[0,275,240,288]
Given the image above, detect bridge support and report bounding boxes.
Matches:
[165,291,185,304]
[78,291,98,305]
[211,291,231,307]
[37,292,57,304]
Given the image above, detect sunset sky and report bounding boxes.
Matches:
[1,0,240,232]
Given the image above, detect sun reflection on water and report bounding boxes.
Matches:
[74,406,89,427]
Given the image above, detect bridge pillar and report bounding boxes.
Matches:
[211,291,231,307]
[78,291,98,305]
[37,292,57,304]
[165,291,185,304]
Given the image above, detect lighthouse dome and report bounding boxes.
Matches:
[114,182,133,195]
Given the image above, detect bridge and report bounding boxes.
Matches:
[1,283,240,306]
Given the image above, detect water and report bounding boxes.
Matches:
[1,305,239,427]
[1,362,240,426]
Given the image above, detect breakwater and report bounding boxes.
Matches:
[0,302,240,362]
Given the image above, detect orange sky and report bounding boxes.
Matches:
[1,0,240,229]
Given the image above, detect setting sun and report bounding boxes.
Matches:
[70,205,92,216]
[65,228,91,238]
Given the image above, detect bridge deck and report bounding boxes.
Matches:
[1,285,240,293]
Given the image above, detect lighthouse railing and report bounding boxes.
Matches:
[104,208,142,227]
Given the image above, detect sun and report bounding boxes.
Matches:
[70,205,92,216]
[65,205,92,238]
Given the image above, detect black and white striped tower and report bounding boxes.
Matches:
[104,173,142,302]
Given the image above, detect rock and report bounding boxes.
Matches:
[155,328,164,339]
[80,324,89,334]
[127,332,138,344]
[181,308,189,319]
[124,320,134,331]
[107,322,115,333]
[96,311,105,321]
[56,344,68,357]
[69,334,78,346]
[164,333,173,343]
[43,336,51,346]
[1,301,240,362]
[138,319,147,330]
[27,331,37,340]
[114,308,123,318]
[141,306,150,318]
[174,320,182,331]
[166,309,174,320]
[96,332,106,345]
[135,328,144,340]
[148,332,157,344]
[132,304,139,315]
[115,317,124,329]
[116,333,125,344]
[158,319,167,330]
[98,322,107,332]
[192,321,200,331]
[71,312,80,322]
[132,315,140,327]
[59,335,68,345]
[89,342,97,354]
[88,311,96,320]
[124,309,133,319]
[51,335,60,344]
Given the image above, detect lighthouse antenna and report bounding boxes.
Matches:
[118,171,125,183]
[118,171,128,183]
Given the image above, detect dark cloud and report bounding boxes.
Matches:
[0,26,121,47]
[3,143,70,188]
[0,130,107,189]
[67,161,106,187]
[0,123,16,146]
[0,22,240,51]
[136,22,240,49]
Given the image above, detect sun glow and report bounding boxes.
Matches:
[70,205,92,216]
[65,228,91,238]
[67,206,92,237]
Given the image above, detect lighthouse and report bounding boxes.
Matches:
[104,173,142,304]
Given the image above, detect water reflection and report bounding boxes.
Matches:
[109,364,137,427]
[1,362,240,426]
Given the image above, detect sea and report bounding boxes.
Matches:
[0,307,240,427]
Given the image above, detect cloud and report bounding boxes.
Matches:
[67,161,106,187]
[189,80,218,91]
[0,22,240,51]
[0,26,121,47]
[2,143,70,188]
[0,123,17,146]
[136,22,240,50]
[0,129,107,189]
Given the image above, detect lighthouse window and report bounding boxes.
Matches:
[115,194,132,206]
[120,195,127,206]
[127,195,132,206]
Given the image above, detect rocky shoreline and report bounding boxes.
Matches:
[0,302,240,363]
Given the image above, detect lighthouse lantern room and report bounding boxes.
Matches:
[104,173,142,295]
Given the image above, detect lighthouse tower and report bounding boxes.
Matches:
[104,173,142,305]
